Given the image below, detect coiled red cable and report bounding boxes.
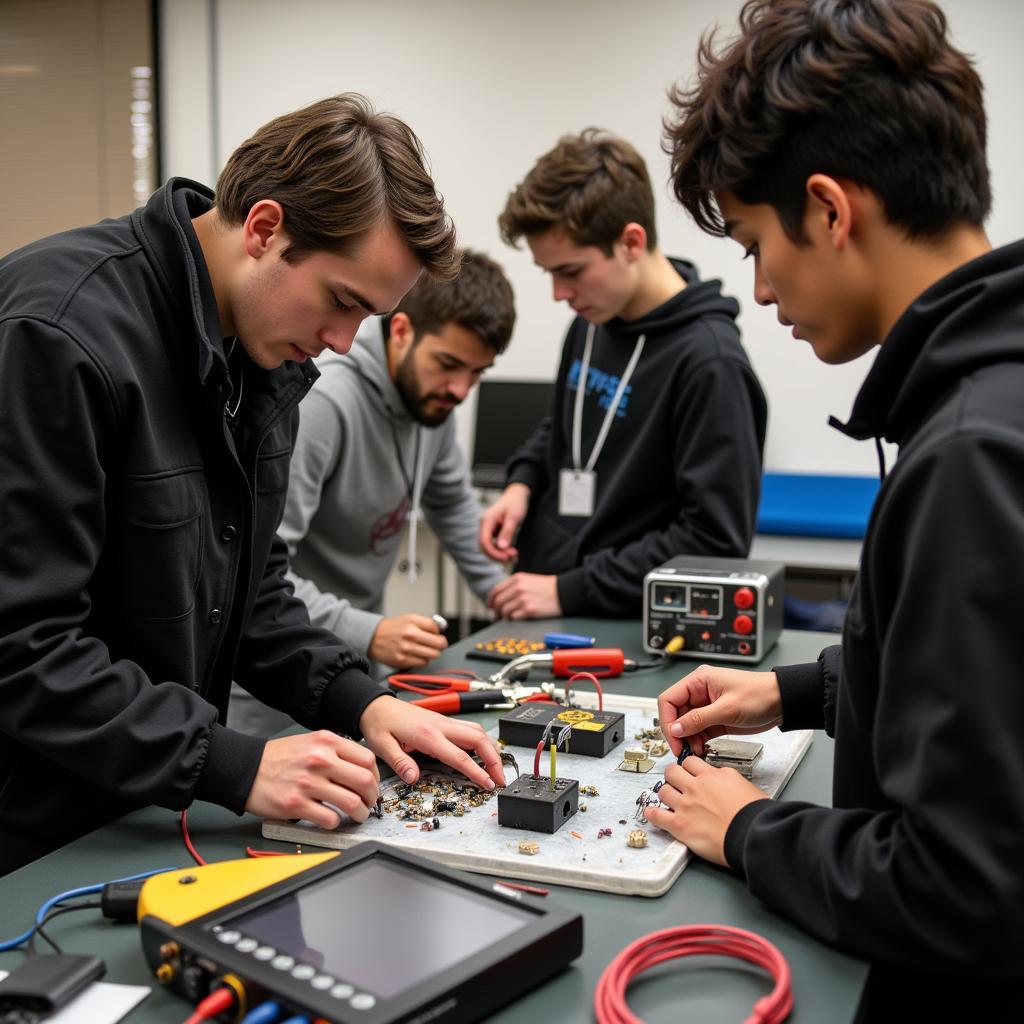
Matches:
[594,924,793,1024]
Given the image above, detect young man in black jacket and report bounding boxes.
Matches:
[654,0,1023,1015]
[481,130,766,619]
[0,95,503,876]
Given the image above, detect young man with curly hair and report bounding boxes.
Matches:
[656,1,1023,1014]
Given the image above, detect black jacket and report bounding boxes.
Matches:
[0,180,388,873]
[508,260,766,616]
[725,241,1024,1013]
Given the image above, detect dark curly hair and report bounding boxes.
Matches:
[664,0,990,241]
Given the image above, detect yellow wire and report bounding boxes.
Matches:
[550,742,556,787]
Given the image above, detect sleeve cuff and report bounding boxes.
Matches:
[319,668,393,740]
[193,723,266,815]
[774,659,827,731]
[723,796,777,877]
[555,568,588,615]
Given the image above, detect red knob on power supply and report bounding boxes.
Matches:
[734,587,755,610]
[733,614,754,635]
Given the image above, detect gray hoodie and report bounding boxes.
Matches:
[279,317,505,657]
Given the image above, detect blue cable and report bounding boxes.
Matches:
[0,866,176,953]
[278,1017,311,1024]
[240,1001,283,1024]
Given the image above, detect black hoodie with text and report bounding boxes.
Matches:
[507,259,767,616]
[725,240,1024,1015]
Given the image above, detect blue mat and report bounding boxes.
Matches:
[757,472,880,540]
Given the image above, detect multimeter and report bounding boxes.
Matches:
[139,842,582,1024]
[643,556,784,662]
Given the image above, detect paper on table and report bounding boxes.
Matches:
[0,968,150,1023]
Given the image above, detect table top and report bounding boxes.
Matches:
[0,620,866,1022]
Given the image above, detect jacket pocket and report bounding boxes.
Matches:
[113,471,205,621]
[255,445,292,495]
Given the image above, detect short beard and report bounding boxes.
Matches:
[394,348,453,427]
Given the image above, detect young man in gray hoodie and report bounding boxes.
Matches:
[231,252,514,733]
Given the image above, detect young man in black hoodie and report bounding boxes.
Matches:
[481,130,767,619]
[654,0,1023,1016]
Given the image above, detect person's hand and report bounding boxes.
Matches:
[643,758,768,866]
[487,572,561,620]
[479,483,531,562]
[369,613,447,669]
[244,730,380,829]
[358,695,506,790]
[658,665,782,757]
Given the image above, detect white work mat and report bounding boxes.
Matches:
[263,694,812,897]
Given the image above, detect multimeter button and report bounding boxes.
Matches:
[734,587,755,609]
[271,955,295,971]
[253,945,276,961]
[311,974,336,990]
[291,964,316,981]
[350,993,377,1010]
[331,983,355,999]
[733,614,754,635]
[234,938,258,953]
[217,930,241,945]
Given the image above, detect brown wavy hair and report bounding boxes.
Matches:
[499,129,657,255]
[215,94,459,280]
[664,0,990,241]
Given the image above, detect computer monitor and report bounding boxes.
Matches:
[471,379,553,489]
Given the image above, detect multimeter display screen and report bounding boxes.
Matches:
[222,856,535,1000]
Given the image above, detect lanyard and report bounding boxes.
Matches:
[571,324,646,472]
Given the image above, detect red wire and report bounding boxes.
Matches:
[567,671,604,711]
[594,924,793,1024]
[183,985,235,1023]
[533,739,544,778]
[179,809,207,866]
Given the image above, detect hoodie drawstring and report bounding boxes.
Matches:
[406,425,425,581]
[874,436,888,482]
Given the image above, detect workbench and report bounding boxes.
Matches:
[0,620,868,1022]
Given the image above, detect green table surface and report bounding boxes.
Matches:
[0,619,867,1021]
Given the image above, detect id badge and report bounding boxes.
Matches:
[558,468,596,517]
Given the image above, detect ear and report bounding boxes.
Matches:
[387,311,416,354]
[804,174,854,251]
[617,222,648,262]
[242,199,287,259]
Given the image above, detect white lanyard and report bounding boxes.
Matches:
[571,323,646,472]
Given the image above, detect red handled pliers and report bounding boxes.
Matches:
[387,671,555,716]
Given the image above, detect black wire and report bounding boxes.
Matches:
[625,653,668,671]
[27,900,102,957]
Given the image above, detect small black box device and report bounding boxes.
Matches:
[498,775,580,833]
[643,556,784,662]
[498,704,625,757]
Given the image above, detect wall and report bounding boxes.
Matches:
[0,0,156,255]
[159,0,1024,476]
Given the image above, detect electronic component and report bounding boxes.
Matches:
[616,748,655,773]
[467,637,548,662]
[497,774,580,833]
[0,954,106,1020]
[499,704,625,758]
[705,738,764,778]
[643,556,784,662]
[138,843,582,1024]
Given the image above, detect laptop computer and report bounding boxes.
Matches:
[470,379,553,489]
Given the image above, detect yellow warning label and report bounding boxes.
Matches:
[570,721,607,732]
[556,709,594,724]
